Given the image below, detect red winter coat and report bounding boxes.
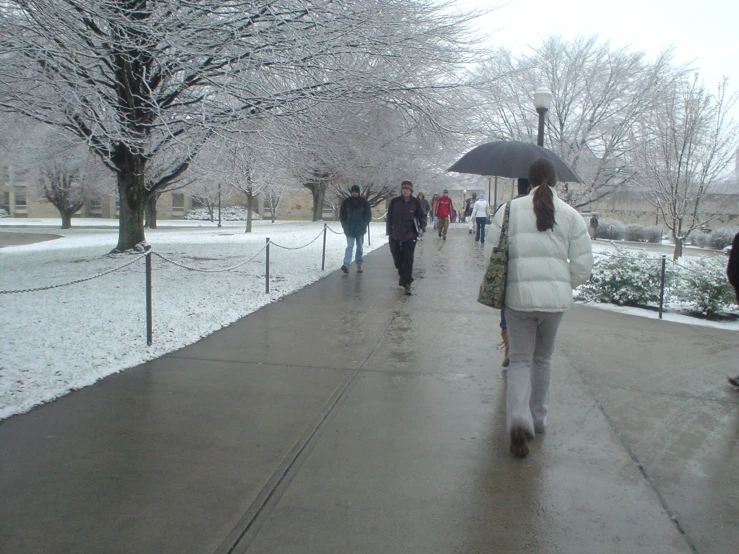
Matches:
[435,196,454,218]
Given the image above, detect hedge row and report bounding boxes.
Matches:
[594,218,662,243]
[576,245,737,319]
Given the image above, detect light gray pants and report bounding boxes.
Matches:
[505,308,564,436]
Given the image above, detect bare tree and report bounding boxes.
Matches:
[0,119,112,228]
[630,76,738,259]
[0,0,479,252]
[472,35,682,208]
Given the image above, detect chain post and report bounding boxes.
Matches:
[659,255,666,319]
[145,250,153,345]
[321,224,327,270]
[265,238,270,293]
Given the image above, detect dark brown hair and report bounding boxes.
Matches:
[528,157,557,232]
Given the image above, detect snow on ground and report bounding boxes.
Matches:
[1,220,736,421]
[0,219,387,420]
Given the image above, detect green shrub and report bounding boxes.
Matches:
[576,246,667,306]
[669,256,736,319]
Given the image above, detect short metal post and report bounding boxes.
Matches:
[265,238,270,293]
[659,255,666,319]
[367,221,371,246]
[145,251,153,345]
[321,224,327,270]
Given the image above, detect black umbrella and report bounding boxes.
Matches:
[447,140,583,183]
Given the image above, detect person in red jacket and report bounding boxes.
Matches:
[727,232,739,388]
[434,189,454,240]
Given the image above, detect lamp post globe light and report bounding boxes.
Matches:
[533,85,553,147]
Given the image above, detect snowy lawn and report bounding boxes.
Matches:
[0,219,387,420]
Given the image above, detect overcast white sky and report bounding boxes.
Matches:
[466,0,738,96]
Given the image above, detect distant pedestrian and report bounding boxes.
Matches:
[417,193,431,240]
[470,193,490,243]
[589,214,599,239]
[727,232,739,388]
[489,159,592,458]
[431,194,440,230]
[465,192,478,234]
[339,184,371,274]
[435,189,454,240]
[387,180,427,295]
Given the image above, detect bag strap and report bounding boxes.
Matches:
[498,202,511,248]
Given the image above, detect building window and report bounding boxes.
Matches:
[14,186,27,214]
[89,198,102,216]
[172,193,185,215]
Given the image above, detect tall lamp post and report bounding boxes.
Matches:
[533,86,553,147]
[462,189,466,222]
[217,182,222,227]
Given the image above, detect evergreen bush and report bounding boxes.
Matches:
[709,228,737,250]
[184,206,262,221]
[576,246,665,306]
[669,256,736,319]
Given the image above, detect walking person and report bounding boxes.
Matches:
[500,178,531,368]
[434,189,454,240]
[339,184,372,274]
[387,180,427,295]
[727,232,739,388]
[417,192,431,240]
[470,193,490,243]
[431,194,440,230]
[589,214,599,239]
[465,192,478,235]
[489,158,593,458]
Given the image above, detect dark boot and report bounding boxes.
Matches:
[509,426,529,458]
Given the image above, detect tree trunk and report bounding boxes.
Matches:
[60,211,72,229]
[673,237,683,260]
[245,193,254,233]
[312,183,327,221]
[114,149,148,252]
[144,195,158,229]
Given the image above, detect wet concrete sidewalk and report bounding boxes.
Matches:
[1,225,737,553]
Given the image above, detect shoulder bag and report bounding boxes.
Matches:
[477,202,510,309]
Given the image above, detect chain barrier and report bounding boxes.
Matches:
[270,228,325,250]
[372,211,388,220]
[0,254,146,295]
[325,224,344,235]
[151,244,267,273]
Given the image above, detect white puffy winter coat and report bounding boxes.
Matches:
[488,187,593,312]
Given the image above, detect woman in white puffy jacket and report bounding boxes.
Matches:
[488,157,593,458]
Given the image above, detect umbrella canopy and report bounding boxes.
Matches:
[447,140,583,183]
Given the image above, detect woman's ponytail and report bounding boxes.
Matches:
[528,157,557,232]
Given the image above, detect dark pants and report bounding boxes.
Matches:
[475,217,487,242]
[389,238,417,287]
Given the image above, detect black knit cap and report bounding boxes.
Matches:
[350,184,360,193]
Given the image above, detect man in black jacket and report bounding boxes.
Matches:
[339,184,372,273]
[727,232,739,388]
[386,180,426,295]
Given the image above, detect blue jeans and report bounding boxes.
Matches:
[344,234,364,266]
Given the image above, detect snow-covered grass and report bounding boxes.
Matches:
[0,219,386,420]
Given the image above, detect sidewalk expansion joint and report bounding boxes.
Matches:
[561,346,699,554]
[213,308,404,554]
